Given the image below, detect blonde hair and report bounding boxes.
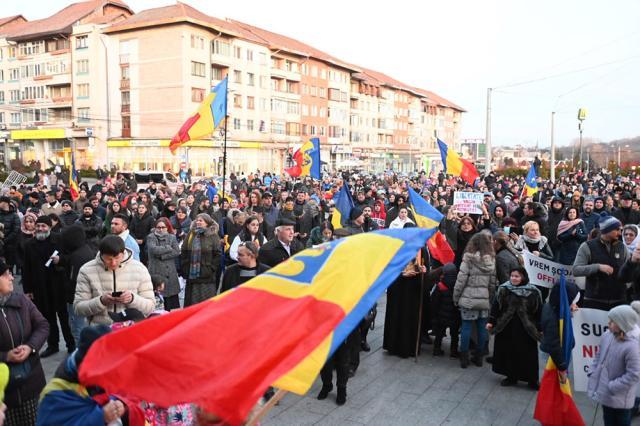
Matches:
[523,221,540,233]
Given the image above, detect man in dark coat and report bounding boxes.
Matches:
[258,218,303,268]
[22,216,75,357]
[75,203,103,251]
[0,196,21,269]
[58,224,97,343]
[580,198,599,233]
[613,192,640,225]
[59,200,80,226]
[544,197,565,260]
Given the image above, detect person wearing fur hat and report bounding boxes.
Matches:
[574,214,635,310]
[587,305,640,425]
[22,215,75,358]
[180,213,222,307]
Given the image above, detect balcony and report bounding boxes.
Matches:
[120,79,130,90]
[19,99,36,105]
[33,75,53,81]
[121,104,130,113]
[121,128,131,137]
[51,96,72,105]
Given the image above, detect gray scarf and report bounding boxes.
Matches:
[0,292,11,306]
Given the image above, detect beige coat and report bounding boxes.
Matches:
[74,249,155,325]
[453,251,497,311]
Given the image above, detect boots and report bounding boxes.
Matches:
[317,384,333,400]
[459,351,469,369]
[471,351,483,367]
[433,337,444,356]
[336,387,347,405]
[450,335,460,359]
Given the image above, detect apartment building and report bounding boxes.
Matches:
[0,0,465,175]
[0,0,132,169]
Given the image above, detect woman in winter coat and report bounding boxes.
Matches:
[129,203,155,265]
[587,305,640,426]
[453,232,497,369]
[514,220,554,299]
[0,259,49,425]
[388,207,414,230]
[486,267,542,389]
[180,213,221,307]
[147,218,181,311]
[556,207,587,265]
[444,213,478,269]
[494,231,522,284]
[229,216,267,262]
[170,206,192,243]
[15,212,37,273]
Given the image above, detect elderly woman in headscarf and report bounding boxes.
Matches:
[180,213,221,307]
[622,224,640,253]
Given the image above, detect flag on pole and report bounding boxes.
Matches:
[437,138,479,185]
[534,273,585,426]
[79,229,435,425]
[406,186,443,230]
[169,76,228,154]
[285,138,321,179]
[331,183,354,230]
[427,231,455,265]
[69,152,79,201]
[522,162,538,197]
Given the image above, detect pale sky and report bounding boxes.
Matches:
[9,0,640,148]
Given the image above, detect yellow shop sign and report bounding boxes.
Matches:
[11,128,66,140]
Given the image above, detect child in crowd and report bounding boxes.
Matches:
[430,263,460,358]
[151,274,166,312]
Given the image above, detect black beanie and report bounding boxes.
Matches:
[35,215,52,227]
[74,324,112,365]
[349,207,363,221]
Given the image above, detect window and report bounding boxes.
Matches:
[211,66,226,81]
[233,118,241,130]
[190,34,205,49]
[328,88,341,101]
[121,91,130,106]
[285,81,298,94]
[319,107,326,117]
[122,115,131,137]
[301,105,309,116]
[9,68,19,81]
[259,52,267,65]
[10,113,20,124]
[76,59,89,74]
[320,69,326,79]
[191,88,205,102]
[259,76,268,89]
[76,83,89,98]
[191,61,205,77]
[233,70,242,84]
[246,49,253,61]
[247,72,255,86]
[271,120,285,135]
[76,35,88,49]
[8,47,16,59]
[247,96,255,110]
[247,119,254,131]
[311,105,317,116]
[259,98,268,111]
[18,41,44,56]
[0,113,3,123]
[233,46,241,59]
[301,64,308,75]
[287,102,299,115]
[286,122,300,136]
[233,94,242,108]
[302,124,308,134]
[10,90,20,102]
[0,92,3,102]
[22,86,45,99]
[311,66,317,78]
[270,78,279,91]
[212,39,230,56]
[318,87,326,98]
[0,70,3,81]
[121,65,130,80]
[78,108,90,122]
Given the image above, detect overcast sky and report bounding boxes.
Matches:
[10,0,640,148]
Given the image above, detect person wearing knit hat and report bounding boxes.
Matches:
[587,305,640,424]
[345,207,365,235]
[573,211,634,311]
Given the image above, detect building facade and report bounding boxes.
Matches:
[0,0,465,175]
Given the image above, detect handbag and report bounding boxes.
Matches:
[7,308,32,384]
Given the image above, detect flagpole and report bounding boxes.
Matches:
[221,82,228,200]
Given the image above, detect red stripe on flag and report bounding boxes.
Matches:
[79,287,345,425]
[534,367,585,426]
[459,158,479,185]
[169,113,200,154]
[428,231,455,265]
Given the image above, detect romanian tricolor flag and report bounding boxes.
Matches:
[522,162,538,197]
[79,229,434,425]
[285,137,321,179]
[331,183,354,230]
[169,76,228,154]
[427,231,455,265]
[534,274,585,426]
[69,152,79,201]
[437,138,479,185]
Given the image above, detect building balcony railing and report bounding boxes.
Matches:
[119,54,129,64]
[33,75,53,81]
[51,96,72,104]
[121,104,130,113]
[19,99,36,105]
[121,128,131,137]
[120,79,130,90]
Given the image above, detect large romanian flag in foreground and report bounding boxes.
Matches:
[285,137,321,179]
[80,228,433,425]
[437,138,479,185]
[534,274,585,426]
[169,76,228,154]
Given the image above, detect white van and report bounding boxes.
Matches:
[117,171,179,192]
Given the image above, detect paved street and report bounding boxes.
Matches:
[36,292,630,425]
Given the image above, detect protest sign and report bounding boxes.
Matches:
[571,308,608,392]
[522,251,585,289]
[452,191,483,215]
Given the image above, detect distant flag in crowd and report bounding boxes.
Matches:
[331,183,354,230]
[69,152,79,201]
[169,76,228,154]
[437,138,479,185]
[79,228,434,425]
[406,186,444,230]
[427,231,455,265]
[534,273,584,426]
[285,138,321,179]
[522,162,538,197]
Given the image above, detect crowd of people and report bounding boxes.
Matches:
[1,166,640,424]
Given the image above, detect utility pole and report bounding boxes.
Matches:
[485,88,492,173]
[577,108,587,172]
[550,111,555,182]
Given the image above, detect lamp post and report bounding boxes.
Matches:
[577,108,587,172]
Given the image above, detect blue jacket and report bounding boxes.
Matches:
[122,232,140,261]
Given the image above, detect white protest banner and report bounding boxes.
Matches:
[571,308,608,392]
[453,191,483,215]
[522,251,585,289]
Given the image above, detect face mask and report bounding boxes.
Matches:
[35,231,50,241]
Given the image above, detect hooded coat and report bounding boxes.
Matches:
[453,252,497,311]
[146,231,181,298]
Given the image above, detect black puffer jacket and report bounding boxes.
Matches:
[0,206,21,263]
[58,225,98,304]
[74,214,103,250]
[430,263,459,328]
[0,293,49,408]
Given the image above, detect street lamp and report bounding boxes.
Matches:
[577,108,587,172]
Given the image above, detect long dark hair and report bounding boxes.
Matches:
[239,215,265,242]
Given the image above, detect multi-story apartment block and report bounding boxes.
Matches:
[0,0,465,175]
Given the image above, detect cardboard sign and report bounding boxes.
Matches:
[452,191,483,215]
[523,251,586,289]
[571,308,608,392]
